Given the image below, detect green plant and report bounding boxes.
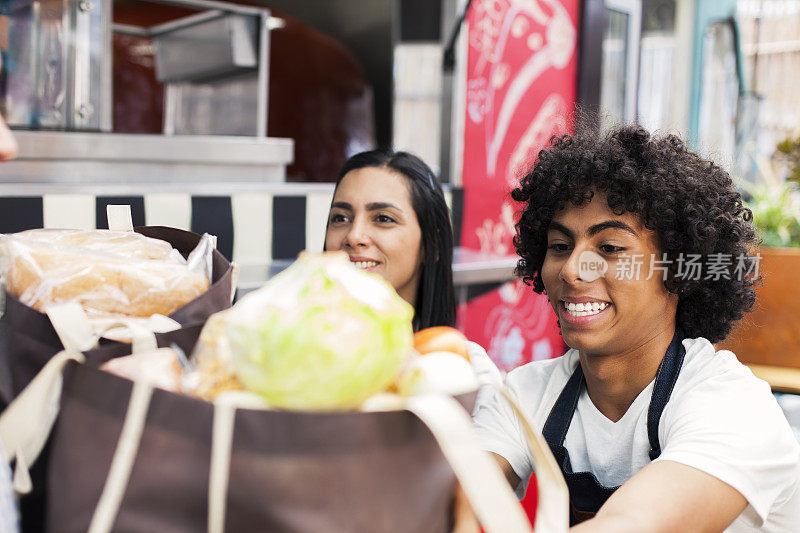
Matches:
[776,136,800,183]
[742,157,800,247]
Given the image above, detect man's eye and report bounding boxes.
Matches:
[600,244,625,254]
[375,214,396,223]
[547,243,570,252]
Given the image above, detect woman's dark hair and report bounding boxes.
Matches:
[329,149,456,330]
[512,124,758,344]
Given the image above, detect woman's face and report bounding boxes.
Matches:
[325,167,424,306]
[540,191,678,357]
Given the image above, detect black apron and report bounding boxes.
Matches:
[542,329,686,525]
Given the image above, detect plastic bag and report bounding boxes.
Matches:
[6,228,180,261]
[0,229,211,320]
[186,251,415,410]
[182,310,245,400]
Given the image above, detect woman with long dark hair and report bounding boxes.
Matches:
[325,149,503,531]
[324,149,456,330]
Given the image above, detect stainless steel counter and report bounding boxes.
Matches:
[451,248,518,285]
[0,131,293,195]
[236,247,519,293]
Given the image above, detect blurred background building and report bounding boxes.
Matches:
[0,0,798,375]
[1,0,800,518]
[738,0,800,159]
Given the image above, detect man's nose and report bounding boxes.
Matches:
[559,248,585,285]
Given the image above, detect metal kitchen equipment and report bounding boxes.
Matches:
[0,0,292,217]
[1,0,112,130]
[113,0,272,137]
[1,0,271,136]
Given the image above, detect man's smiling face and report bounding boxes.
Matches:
[541,191,678,357]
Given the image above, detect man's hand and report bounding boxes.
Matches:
[452,482,481,533]
[570,460,747,533]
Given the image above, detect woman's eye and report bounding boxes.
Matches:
[547,243,570,253]
[329,213,349,224]
[375,214,396,223]
[600,244,625,254]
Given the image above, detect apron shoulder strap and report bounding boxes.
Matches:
[542,329,687,460]
[542,363,584,448]
[646,329,687,460]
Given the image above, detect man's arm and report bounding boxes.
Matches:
[571,460,747,533]
[491,452,521,489]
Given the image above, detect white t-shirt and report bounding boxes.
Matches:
[473,337,800,532]
[466,341,504,416]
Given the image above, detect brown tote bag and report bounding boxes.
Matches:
[1,342,569,533]
[0,223,234,532]
[0,225,234,407]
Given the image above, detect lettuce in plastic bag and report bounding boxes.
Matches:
[225,252,414,410]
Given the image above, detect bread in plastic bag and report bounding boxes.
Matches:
[9,228,180,261]
[182,310,245,400]
[1,229,211,318]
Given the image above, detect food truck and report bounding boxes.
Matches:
[0,0,765,530]
[0,0,748,361]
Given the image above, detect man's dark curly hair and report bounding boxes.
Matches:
[511,124,758,344]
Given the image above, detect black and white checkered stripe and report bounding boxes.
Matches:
[0,188,463,263]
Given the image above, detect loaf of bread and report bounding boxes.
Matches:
[5,230,209,317]
[183,311,245,400]
[12,229,178,261]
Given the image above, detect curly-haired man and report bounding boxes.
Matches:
[473,124,800,531]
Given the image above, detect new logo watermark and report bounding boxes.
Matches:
[578,250,608,282]
[572,252,760,282]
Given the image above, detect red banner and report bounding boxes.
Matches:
[459,0,579,520]
[460,0,578,369]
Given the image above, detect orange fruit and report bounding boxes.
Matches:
[413,326,470,361]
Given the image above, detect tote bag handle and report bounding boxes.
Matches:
[485,382,570,533]
[404,386,569,533]
[50,351,172,533]
[0,302,97,494]
[0,349,85,494]
[86,379,155,533]
[405,393,535,532]
[204,393,534,533]
[0,302,160,497]
[207,393,271,533]
[205,389,568,533]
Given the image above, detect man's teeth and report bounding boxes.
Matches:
[564,301,608,317]
[352,261,378,269]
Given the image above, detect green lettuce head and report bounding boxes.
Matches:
[226,252,414,410]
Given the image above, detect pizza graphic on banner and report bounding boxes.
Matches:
[460,0,578,371]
